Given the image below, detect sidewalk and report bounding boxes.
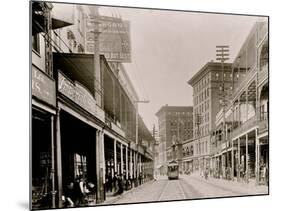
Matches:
[102,179,156,205]
[181,172,268,195]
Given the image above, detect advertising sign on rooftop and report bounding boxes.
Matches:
[86,15,131,63]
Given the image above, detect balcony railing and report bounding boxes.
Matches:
[258,64,268,84]
[232,68,257,100]
[231,115,257,139]
[258,112,268,134]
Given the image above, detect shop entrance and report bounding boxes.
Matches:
[32,107,53,209]
[60,110,97,202]
[104,135,115,194]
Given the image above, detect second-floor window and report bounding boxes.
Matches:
[32,34,40,54]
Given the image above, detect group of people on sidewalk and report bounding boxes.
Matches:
[105,172,144,196]
[197,163,268,186]
[62,172,148,207]
[63,175,95,208]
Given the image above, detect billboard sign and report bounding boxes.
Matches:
[32,66,56,106]
[85,15,131,63]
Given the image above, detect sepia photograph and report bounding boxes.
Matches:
[31,1,269,210]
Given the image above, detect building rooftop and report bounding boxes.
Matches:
[155,105,193,117]
[187,62,232,86]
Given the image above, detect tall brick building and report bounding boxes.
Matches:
[156,105,193,172]
[188,62,233,172]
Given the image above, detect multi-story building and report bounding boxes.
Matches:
[210,20,268,185]
[182,138,195,173]
[188,62,233,173]
[31,2,154,209]
[31,2,74,209]
[155,105,193,173]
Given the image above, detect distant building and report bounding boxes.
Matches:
[188,62,233,173]
[156,105,193,173]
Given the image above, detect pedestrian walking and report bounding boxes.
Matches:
[114,174,124,196]
[63,181,75,208]
[112,172,118,193]
[138,172,143,185]
[73,176,87,206]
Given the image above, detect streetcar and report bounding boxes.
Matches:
[167,160,179,180]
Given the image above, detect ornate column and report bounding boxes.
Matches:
[50,115,56,208]
[114,140,117,173]
[55,108,63,208]
[255,128,260,185]
[237,137,241,182]
[121,144,124,175]
[246,133,249,183]
[231,139,234,180]
[126,146,128,180]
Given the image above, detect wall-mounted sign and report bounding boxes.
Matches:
[85,16,131,63]
[58,72,96,116]
[32,66,56,106]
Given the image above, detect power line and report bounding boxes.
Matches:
[33,19,104,94]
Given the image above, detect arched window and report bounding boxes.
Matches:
[260,42,268,71]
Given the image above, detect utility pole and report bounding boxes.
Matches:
[216,46,229,143]
[216,45,230,179]
[90,6,102,107]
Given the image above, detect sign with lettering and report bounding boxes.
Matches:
[32,67,56,106]
[85,16,131,63]
[58,72,96,116]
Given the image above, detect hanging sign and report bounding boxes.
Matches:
[58,72,96,116]
[85,15,131,63]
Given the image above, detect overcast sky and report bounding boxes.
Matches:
[99,6,262,132]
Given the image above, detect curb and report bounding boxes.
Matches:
[102,180,156,205]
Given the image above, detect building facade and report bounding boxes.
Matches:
[188,62,233,174]
[155,106,193,173]
[181,139,195,174]
[31,2,154,209]
[210,20,268,185]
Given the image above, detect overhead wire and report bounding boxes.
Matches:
[33,19,104,95]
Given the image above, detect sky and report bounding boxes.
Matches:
[99,6,262,132]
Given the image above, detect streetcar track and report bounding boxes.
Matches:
[180,177,202,197]
[157,180,170,201]
[177,179,187,199]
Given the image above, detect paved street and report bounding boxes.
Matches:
[105,174,268,204]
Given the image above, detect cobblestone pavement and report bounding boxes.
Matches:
[106,174,268,205]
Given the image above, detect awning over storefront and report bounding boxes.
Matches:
[53,52,106,97]
[32,2,74,35]
[51,3,74,29]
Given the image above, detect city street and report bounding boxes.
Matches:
[105,174,268,204]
